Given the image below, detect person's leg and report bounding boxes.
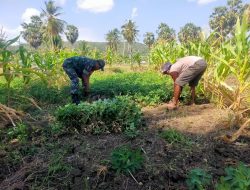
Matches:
[63,65,80,104]
[188,60,207,104]
[174,60,207,106]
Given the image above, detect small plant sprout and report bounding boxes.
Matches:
[111,146,144,185]
[216,163,250,190]
[186,168,212,190]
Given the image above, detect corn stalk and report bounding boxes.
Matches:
[0,36,19,105]
[0,36,25,125]
[208,12,250,142]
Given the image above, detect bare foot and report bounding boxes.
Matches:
[166,102,178,110]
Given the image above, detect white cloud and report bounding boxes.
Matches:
[201,25,211,38]
[21,8,40,23]
[55,0,67,6]
[131,7,138,19]
[77,0,114,13]
[77,27,103,42]
[197,0,217,5]
[0,25,24,43]
[187,0,217,5]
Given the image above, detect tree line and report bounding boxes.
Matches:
[6,0,249,53]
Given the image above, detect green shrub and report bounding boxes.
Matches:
[124,123,140,139]
[216,163,250,190]
[55,96,142,133]
[25,81,68,104]
[48,153,71,176]
[160,129,191,145]
[186,168,212,190]
[7,122,29,142]
[111,146,144,174]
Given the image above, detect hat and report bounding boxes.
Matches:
[97,59,105,71]
[161,62,172,73]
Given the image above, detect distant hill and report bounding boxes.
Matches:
[65,41,149,55]
[11,40,149,55]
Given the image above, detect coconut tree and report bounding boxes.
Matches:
[121,20,139,56]
[40,0,66,50]
[156,23,176,42]
[21,15,43,49]
[65,24,79,45]
[143,32,155,49]
[106,28,121,52]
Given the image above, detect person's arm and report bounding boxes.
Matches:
[173,84,182,105]
[169,71,179,82]
[169,72,181,105]
[82,70,94,96]
[190,86,195,104]
[82,75,89,96]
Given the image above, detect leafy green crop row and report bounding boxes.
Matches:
[90,71,173,106]
[0,71,177,107]
[56,96,142,134]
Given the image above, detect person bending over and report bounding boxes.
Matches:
[161,56,207,110]
[63,56,105,104]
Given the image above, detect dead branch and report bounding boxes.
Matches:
[0,103,24,126]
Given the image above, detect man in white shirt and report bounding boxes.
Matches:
[161,56,207,110]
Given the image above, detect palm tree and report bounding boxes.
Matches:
[65,25,79,45]
[40,0,66,50]
[143,32,155,49]
[121,20,139,56]
[105,28,121,52]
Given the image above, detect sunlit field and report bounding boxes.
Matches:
[0,1,249,189]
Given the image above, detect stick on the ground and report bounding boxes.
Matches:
[128,170,143,186]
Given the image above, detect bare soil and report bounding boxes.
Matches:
[0,103,250,190]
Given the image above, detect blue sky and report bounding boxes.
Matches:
[0,0,249,43]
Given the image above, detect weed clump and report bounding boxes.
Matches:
[216,163,250,190]
[160,128,191,145]
[110,146,144,174]
[186,168,212,190]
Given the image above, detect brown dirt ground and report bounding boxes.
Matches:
[0,103,250,190]
[143,103,235,135]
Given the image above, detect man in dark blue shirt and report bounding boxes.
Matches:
[63,56,105,104]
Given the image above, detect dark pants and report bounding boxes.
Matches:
[175,59,207,87]
[63,60,79,95]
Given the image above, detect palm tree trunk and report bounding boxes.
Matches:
[123,40,126,56]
